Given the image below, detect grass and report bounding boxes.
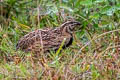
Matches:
[0,0,120,80]
[1,25,120,80]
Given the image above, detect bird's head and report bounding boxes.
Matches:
[60,20,82,34]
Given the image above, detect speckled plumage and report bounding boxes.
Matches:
[16,20,81,53]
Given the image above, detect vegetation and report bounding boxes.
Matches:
[0,0,120,79]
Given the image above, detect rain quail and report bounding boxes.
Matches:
[16,20,81,53]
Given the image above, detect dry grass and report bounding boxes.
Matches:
[1,28,120,80]
[0,0,120,80]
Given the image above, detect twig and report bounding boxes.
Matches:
[70,29,120,65]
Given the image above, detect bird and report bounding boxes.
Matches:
[16,20,81,54]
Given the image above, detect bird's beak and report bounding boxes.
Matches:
[74,21,81,25]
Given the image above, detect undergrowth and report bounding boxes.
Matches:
[0,0,120,80]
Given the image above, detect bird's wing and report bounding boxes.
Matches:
[42,28,72,51]
[16,28,72,53]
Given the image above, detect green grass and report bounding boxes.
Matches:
[0,0,120,80]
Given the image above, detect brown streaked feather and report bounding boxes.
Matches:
[16,20,81,53]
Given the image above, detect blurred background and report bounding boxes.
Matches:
[0,0,120,79]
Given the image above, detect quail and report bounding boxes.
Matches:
[16,20,81,53]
